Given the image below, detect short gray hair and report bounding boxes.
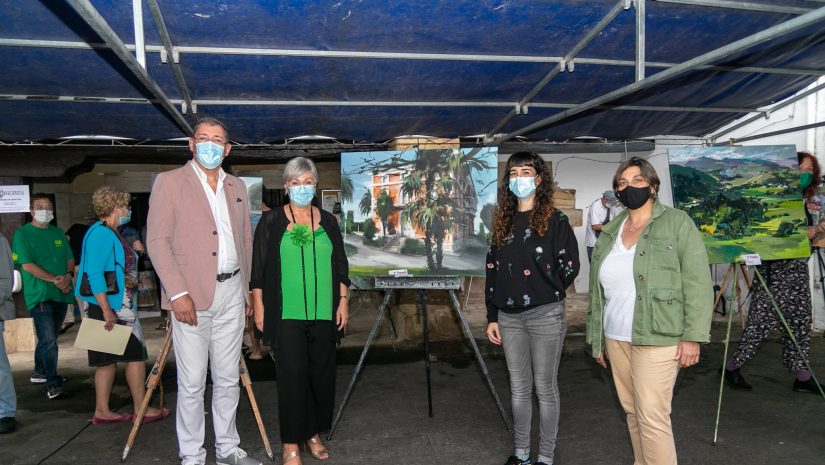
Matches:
[192,117,229,141]
[283,157,318,185]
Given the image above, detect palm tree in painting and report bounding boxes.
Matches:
[400,149,483,271]
[358,188,371,217]
[340,172,354,203]
[375,190,395,238]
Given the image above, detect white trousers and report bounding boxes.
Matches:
[171,274,245,464]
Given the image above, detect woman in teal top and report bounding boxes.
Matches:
[251,157,351,465]
[76,187,168,425]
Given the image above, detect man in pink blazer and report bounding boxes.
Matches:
[147,117,260,465]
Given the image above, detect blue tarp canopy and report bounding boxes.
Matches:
[0,0,824,144]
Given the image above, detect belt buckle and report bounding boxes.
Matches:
[217,269,237,282]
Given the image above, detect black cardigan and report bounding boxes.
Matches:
[250,207,351,347]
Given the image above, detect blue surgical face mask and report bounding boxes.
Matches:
[195,141,225,169]
[508,176,537,200]
[289,184,316,207]
[118,209,132,226]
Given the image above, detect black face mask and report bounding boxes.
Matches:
[615,185,652,210]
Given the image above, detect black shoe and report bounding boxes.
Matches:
[0,417,16,434]
[793,378,825,394]
[721,368,752,391]
[504,457,532,465]
[47,385,68,399]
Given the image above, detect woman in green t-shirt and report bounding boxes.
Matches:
[251,157,350,465]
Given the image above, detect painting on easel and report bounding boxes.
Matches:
[339,147,498,276]
[668,145,809,264]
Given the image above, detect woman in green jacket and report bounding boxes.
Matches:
[586,157,712,465]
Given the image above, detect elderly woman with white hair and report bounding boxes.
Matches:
[251,157,350,465]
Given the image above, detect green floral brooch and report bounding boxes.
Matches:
[290,223,313,247]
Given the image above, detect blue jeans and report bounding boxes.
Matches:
[31,301,67,387]
[499,301,567,462]
[0,320,16,418]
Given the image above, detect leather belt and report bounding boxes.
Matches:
[216,269,240,282]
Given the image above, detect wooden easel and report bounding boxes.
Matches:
[121,322,274,462]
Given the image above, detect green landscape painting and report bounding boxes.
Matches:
[668,145,809,264]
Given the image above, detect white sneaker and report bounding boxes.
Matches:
[216,447,262,465]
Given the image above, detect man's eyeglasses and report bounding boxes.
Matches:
[194,136,226,146]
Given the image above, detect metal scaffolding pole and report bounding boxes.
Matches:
[484,0,629,140]
[0,92,762,114]
[63,0,193,136]
[131,0,145,68]
[0,37,820,76]
[708,80,825,141]
[146,0,196,118]
[636,0,646,81]
[490,6,825,145]
[653,0,813,15]
[711,120,825,145]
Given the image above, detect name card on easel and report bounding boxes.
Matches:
[741,254,762,266]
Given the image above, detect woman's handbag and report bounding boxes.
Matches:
[78,222,120,297]
[79,270,118,297]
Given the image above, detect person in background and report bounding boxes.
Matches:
[76,187,168,425]
[118,223,145,257]
[0,231,17,434]
[252,157,350,465]
[12,193,75,399]
[587,157,713,465]
[485,151,579,465]
[66,222,91,325]
[585,190,623,262]
[723,151,825,393]
[245,203,272,362]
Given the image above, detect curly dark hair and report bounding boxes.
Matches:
[799,151,821,200]
[491,151,555,246]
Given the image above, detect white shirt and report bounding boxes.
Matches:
[599,218,636,342]
[585,198,623,248]
[191,162,238,275]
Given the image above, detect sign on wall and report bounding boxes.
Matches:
[0,185,30,213]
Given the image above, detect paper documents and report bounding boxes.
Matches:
[74,318,131,355]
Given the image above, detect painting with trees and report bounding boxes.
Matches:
[668,145,809,264]
[340,147,498,276]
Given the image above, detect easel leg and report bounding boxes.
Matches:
[384,290,398,340]
[418,290,434,418]
[713,265,738,445]
[239,357,274,461]
[447,290,514,439]
[713,265,734,314]
[327,291,393,440]
[753,267,825,400]
[815,249,825,333]
[122,326,173,462]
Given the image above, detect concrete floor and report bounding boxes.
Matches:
[2,295,825,465]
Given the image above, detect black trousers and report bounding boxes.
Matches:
[274,319,337,443]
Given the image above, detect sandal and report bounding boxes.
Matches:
[283,449,300,464]
[303,436,330,461]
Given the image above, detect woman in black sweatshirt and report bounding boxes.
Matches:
[485,151,579,465]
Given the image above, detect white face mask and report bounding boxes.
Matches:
[33,209,54,224]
